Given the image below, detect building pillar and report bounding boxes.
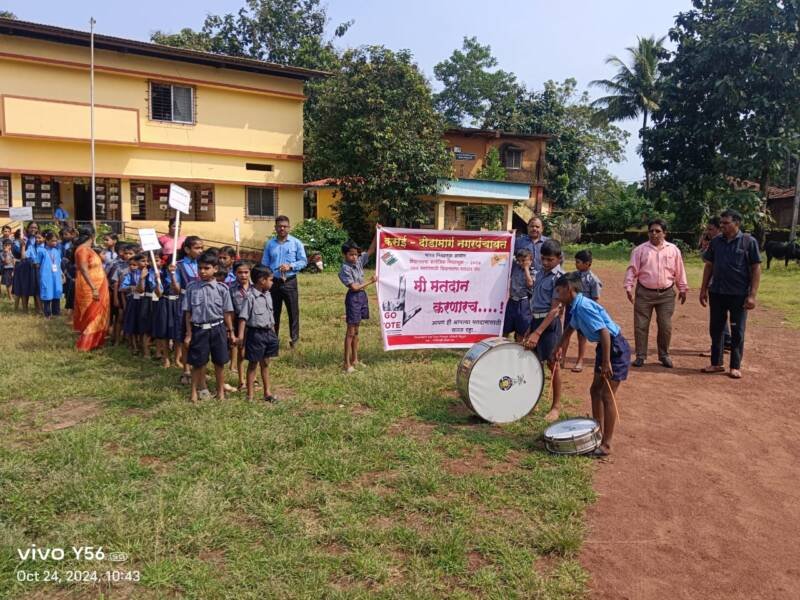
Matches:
[435,199,445,230]
[120,178,132,232]
[10,173,22,208]
[505,203,513,231]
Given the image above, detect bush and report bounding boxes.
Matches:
[292,218,348,271]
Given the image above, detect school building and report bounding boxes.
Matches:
[0,17,323,246]
[308,127,551,231]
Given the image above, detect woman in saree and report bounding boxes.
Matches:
[73,227,110,351]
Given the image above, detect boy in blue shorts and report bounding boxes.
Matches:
[503,248,535,342]
[183,251,236,403]
[522,239,564,422]
[339,234,377,373]
[555,271,631,457]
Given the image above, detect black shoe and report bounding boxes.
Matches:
[660,356,674,368]
[264,394,279,403]
[632,357,645,367]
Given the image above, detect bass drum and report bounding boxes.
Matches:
[456,337,544,424]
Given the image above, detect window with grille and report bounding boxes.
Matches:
[503,147,523,170]
[131,182,214,221]
[0,176,10,211]
[150,82,194,124]
[247,187,277,218]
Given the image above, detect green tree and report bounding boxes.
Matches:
[643,0,800,232]
[475,147,506,181]
[306,46,452,243]
[590,35,666,189]
[433,37,519,127]
[0,10,16,18]
[151,0,350,70]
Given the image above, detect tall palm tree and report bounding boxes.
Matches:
[591,35,666,189]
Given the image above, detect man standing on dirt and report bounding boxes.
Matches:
[699,209,761,379]
[261,216,307,349]
[624,219,688,368]
[516,216,548,272]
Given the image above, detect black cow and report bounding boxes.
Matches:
[764,241,800,269]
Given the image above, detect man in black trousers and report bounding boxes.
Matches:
[699,209,761,379]
[260,216,307,348]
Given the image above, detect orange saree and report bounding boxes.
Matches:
[73,245,110,351]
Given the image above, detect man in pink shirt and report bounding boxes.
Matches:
[624,219,688,368]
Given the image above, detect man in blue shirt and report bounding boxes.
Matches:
[515,216,548,272]
[261,215,307,348]
[699,209,761,380]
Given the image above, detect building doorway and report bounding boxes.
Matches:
[74,182,93,221]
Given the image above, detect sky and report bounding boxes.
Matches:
[2,0,693,182]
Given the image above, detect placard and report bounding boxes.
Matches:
[168,183,192,214]
[9,206,33,220]
[233,219,241,243]
[376,227,515,350]
[138,228,161,252]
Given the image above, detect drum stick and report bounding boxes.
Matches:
[603,376,621,422]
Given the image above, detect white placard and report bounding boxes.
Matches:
[9,206,33,220]
[233,219,241,243]
[138,228,161,252]
[168,183,191,214]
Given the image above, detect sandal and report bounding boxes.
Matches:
[588,447,609,458]
[264,394,279,403]
[701,366,725,374]
[571,364,584,373]
[179,373,191,385]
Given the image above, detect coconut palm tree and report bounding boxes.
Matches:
[591,35,666,189]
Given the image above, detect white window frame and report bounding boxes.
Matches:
[149,81,195,125]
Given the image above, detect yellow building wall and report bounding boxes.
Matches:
[125,184,302,248]
[315,188,339,221]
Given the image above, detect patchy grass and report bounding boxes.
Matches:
[0,272,593,599]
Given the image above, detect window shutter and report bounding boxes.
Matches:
[172,86,193,123]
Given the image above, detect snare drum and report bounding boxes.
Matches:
[456,337,544,423]
[543,418,602,455]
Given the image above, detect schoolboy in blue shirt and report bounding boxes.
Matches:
[522,239,564,422]
[339,234,377,373]
[555,271,631,457]
[503,248,535,342]
[182,251,236,403]
[237,265,279,403]
[563,249,603,372]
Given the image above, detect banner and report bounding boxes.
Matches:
[376,227,515,350]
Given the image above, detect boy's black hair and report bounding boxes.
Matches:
[131,253,145,262]
[205,247,220,257]
[515,248,533,259]
[232,259,252,273]
[555,271,582,292]
[103,233,119,241]
[2,238,12,246]
[250,264,273,284]
[574,249,593,263]
[341,239,361,254]
[219,245,236,258]
[540,239,562,257]
[198,250,219,267]
[119,243,134,254]
[707,216,721,228]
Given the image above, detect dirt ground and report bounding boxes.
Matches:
[566,267,800,600]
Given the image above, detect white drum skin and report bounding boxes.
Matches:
[456,337,545,424]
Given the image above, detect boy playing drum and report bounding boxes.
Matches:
[554,272,631,457]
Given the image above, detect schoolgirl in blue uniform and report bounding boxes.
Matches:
[136,253,161,359]
[175,236,204,383]
[13,222,42,313]
[60,227,76,315]
[152,260,183,368]
[110,244,135,346]
[36,232,63,318]
[121,254,145,354]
